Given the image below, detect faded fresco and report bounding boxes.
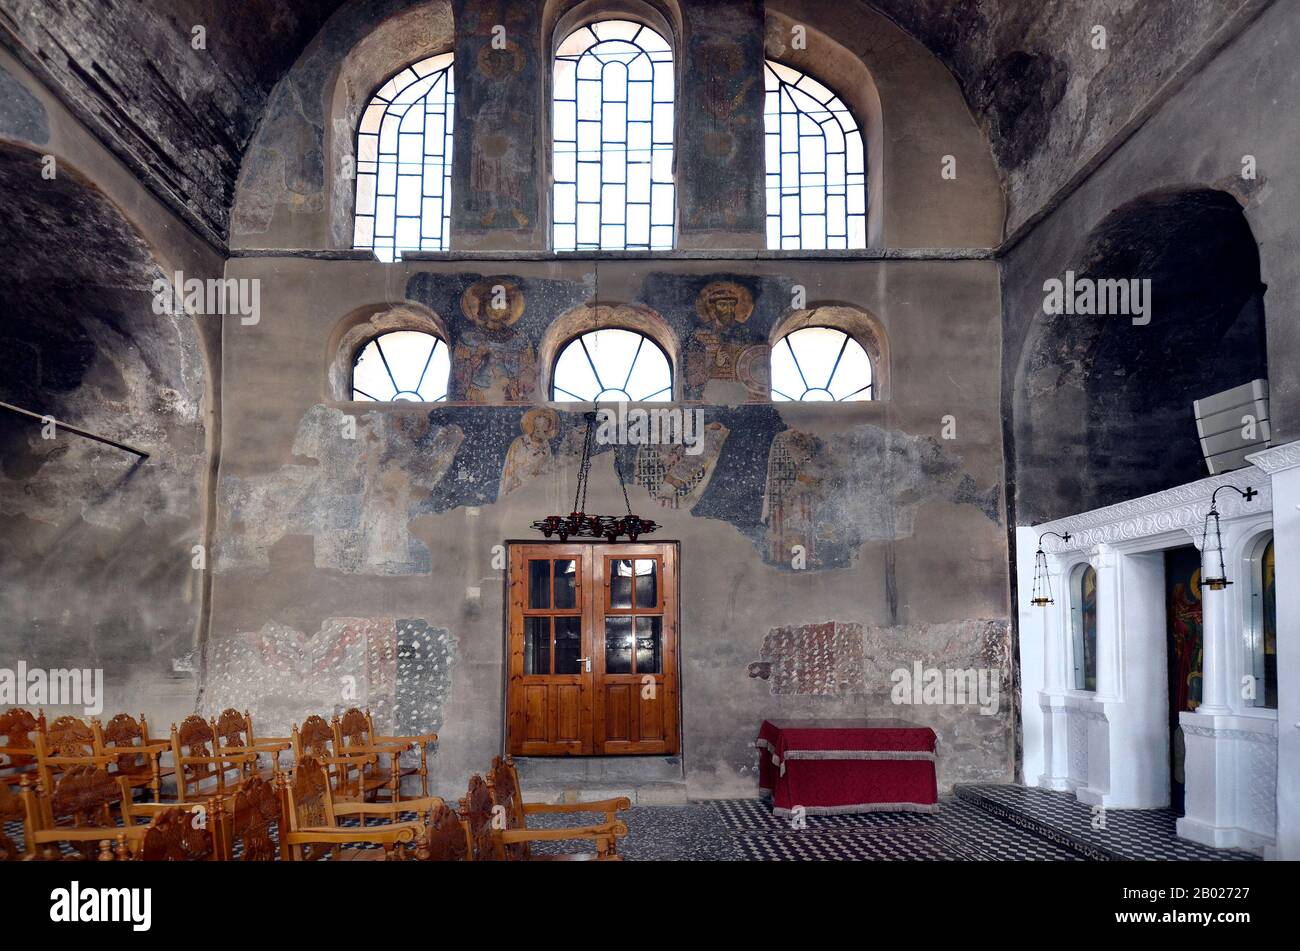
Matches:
[749,621,867,696]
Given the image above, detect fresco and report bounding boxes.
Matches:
[749,621,866,696]
[203,616,455,738]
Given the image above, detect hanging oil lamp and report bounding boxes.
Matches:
[531,408,659,543]
[1029,531,1072,606]
[1200,483,1258,590]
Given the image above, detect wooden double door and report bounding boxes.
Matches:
[507,542,679,756]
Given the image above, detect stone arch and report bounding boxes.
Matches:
[1013,186,1267,522]
[326,301,452,402]
[769,302,890,401]
[539,301,681,401]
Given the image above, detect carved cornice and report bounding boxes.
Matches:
[1035,471,1271,553]
[1248,440,1300,476]
[1182,724,1277,744]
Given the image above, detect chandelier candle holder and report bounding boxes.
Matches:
[1199,483,1258,590]
[531,408,660,544]
[1029,531,1072,607]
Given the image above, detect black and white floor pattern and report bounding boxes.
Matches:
[954,784,1262,862]
[6,786,1264,861]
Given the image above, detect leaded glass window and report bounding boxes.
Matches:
[553,20,675,251]
[352,331,449,402]
[353,53,455,261]
[770,327,872,401]
[551,328,672,402]
[764,60,866,249]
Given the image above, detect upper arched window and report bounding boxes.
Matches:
[552,20,675,252]
[1070,564,1098,692]
[551,328,672,402]
[770,327,872,402]
[1247,533,1276,709]
[764,61,866,250]
[353,53,455,262]
[352,331,449,402]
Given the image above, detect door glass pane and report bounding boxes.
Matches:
[635,616,661,674]
[554,559,577,609]
[610,560,634,609]
[524,616,550,674]
[528,559,551,609]
[605,616,633,674]
[554,616,582,674]
[634,559,658,608]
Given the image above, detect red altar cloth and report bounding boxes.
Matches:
[756,718,939,815]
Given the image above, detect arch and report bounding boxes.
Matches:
[769,303,889,400]
[549,14,677,251]
[1243,530,1276,709]
[539,302,680,401]
[1012,187,1267,521]
[763,9,884,247]
[1069,562,1098,692]
[762,59,867,249]
[352,52,456,260]
[327,301,451,402]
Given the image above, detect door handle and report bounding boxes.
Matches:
[577,656,591,673]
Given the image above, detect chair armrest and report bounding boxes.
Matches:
[331,796,444,818]
[499,821,628,844]
[523,797,631,815]
[40,753,120,767]
[372,733,438,746]
[180,753,256,766]
[336,743,411,756]
[284,826,416,845]
[318,753,379,767]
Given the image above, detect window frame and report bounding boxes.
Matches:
[1069,562,1099,693]
[350,329,451,404]
[1244,531,1277,710]
[549,325,675,403]
[769,324,875,403]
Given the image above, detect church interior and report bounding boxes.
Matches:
[0,0,1296,875]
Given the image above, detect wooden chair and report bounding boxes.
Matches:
[169,715,255,803]
[19,764,147,860]
[94,714,168,803]
[135,805,220,861]
[119,774,279,861]
[213,708,291,782]
[333,707,436,801]
[0,707,39,825]
[278,755,439,861]
[291,716,370,801]
[485,754,629,861]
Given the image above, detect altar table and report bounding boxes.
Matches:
[755,718,939,815]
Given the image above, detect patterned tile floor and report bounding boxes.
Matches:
[954,784,1262,861]
[6,787,1262,861]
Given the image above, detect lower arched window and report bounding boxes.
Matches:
[352,331,449,402]
[1070,564,1098,691]
[1247,534,1276,708]
[770,326,872,401]
[551,328,672,402]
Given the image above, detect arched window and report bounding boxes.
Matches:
[764,61,866,250]
[1247,534,1276,708]
[770,327,872,401]
[352,331,449,402]
[552,20,675,251]
[353,53,455,262]
[1070,564,1098,692]
[551,328,672,402]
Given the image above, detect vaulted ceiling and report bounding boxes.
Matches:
[0,0,1275,247]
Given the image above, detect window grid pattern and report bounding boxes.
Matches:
[551,328,673,402]
[770,327,873,402]
[353,53,455,262]
[553,20,675,251]
[352,331,450,403]
[764,61,867,250]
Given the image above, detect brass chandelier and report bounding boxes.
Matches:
[1029,531,1072,607]
[1199,483,1257,590]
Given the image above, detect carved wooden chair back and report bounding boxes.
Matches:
[293,716,366,800]
[334,706,435,799]
[417,801,473,861]
[0,707,39,822]
[138,804,219,861]
[486,755,529,859]
[170,714,251,802]
[222,775,280,861]
[95,714,167,802]
[280,754,337,861]
[20,762,138,860]
[460,773,502,861]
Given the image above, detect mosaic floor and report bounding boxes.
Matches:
[5,787,1265,861]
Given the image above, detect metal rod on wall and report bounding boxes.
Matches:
[0,400,150,459]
